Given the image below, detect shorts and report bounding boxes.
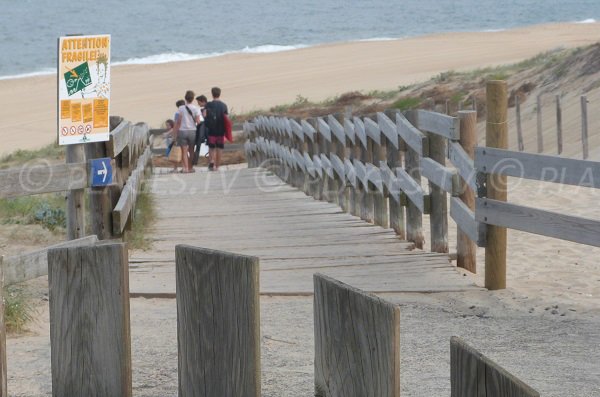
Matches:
[177,130,195,147]
[208,135,225,149]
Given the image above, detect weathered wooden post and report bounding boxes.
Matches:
[515,96,524,152]
[85,141,116,240]
[556,95,563,155]
[0,258,6,397]
[353,117,367,218]
[581,95,589,159]
[314,274,400,397]
[536,94,544,153]
[457,111,477,272]
[485,81,508,290]
[308,118,324,201]
[403,111,425,249]
[329,114,349,212]
[48,243,132,397]
[382,110,405,238]
[365,116,388,228]
[66,144,85,240]
[427,131,448,253]
[176,246,260,397]
[344,117,359,216]
[317,117,336,204]
[354,117,374,222]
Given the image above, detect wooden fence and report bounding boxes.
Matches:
[244,81,600,291]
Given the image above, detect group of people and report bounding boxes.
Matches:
[164,86,229,173]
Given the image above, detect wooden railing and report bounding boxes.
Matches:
[244,81,600,291]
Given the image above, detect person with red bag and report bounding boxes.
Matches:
[204,86,229,171]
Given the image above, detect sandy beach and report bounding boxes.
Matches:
[1,22,600,156]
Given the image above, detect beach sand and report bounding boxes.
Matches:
[2,22,600,155]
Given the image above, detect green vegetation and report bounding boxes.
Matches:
[392,96,421,111]
[366,89,398,100]
[125,183,156,250]
[270,94,313,113]
[4,285,34,333]
[0,194,66,231]
[0,143,64,170]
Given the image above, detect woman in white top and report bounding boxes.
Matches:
[172,90,202,173]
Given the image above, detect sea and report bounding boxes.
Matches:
[1,0,599,80]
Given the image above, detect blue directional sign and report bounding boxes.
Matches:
[90,157,113,187]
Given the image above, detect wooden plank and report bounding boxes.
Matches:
[377,112,399,149]
[48,243,132,397]
[428,133,449,253]
[366,163,384,194]
[302,120,316,142]
[449,141,477,192]
[379,162,400,203]
[396,112,427,156]
[476,198,600,248]
[475,146,600,188]
[0,162,88,199]
[421,157,458,195]
[66,144,86,240]
[364,117,381,145]
[290,118,304,141]
[330,153,345,182]
[450,337,540,397]
[344,119,356,145]
[450,198,486,247]
[317,117,332,142]
[345,159,357,188]
[353,159,368,190]
[176,245,260,397]
[353,117,367,148]
[417,109,460,140]
[106,120,131,158]
[314,274,400,397]
[328,115,346,143]
[3,235,99,285]
[396,167,427,213]
[293,149,306,172]
[320,154,334,179]
[304,152,316,178]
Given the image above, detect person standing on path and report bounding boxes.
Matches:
[194,94,208,165]
[172,90,201,173]
[204,87,228,171]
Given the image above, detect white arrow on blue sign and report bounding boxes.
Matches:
[90,157,113,187]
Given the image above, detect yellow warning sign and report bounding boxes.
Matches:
[60,100,71,119]
[83,103,93,123]
[93,98,109,129]
[71,102,82,122]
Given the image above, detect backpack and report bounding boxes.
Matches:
[205,102,224,134]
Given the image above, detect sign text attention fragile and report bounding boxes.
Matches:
[61,37,110,63]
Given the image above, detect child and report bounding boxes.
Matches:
[163,119,180,173]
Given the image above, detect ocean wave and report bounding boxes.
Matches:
[0,68,56,81]
[357,37,398,42]
[576,18,597,24]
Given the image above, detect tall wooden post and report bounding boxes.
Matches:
[176,246,260,397]
[85,142,115,240]
[457,111,477,272]
[404,111,424,249]
[332,114,350,212]
[581,96,589,159]
[536,94,543,153]
[66,144,85,239]
[515,96,524,152]
[363,132,376,224]
[48,243,132,397]
[556,95,563,155]
[485,81,508,290]
[428,132,448,253]
[386,110,405,239]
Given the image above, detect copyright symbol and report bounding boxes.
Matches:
[19,159,52,194]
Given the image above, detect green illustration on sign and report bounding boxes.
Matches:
[64,62,92,96]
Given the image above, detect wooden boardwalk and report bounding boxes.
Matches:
[129,167,481,295]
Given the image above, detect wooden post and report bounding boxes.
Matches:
[581,96,589,159]
[363,132,375,224]
[485,81,508,290]
[386,110,405,239]
[457,111,477,272]
[333,114,350,212]
[556,95,563,155]
[48,243,132,397]
[66,144,85,240]
[308,118,324,201]
[404,111,424,249]
[428,132,448,253]
[85,142,115,240]
[314,274,400,397]
[368,116,389,229]
[515,96,524,152]
[536,94,543,153]
[176,246,260,397]
[0,258,6,397]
